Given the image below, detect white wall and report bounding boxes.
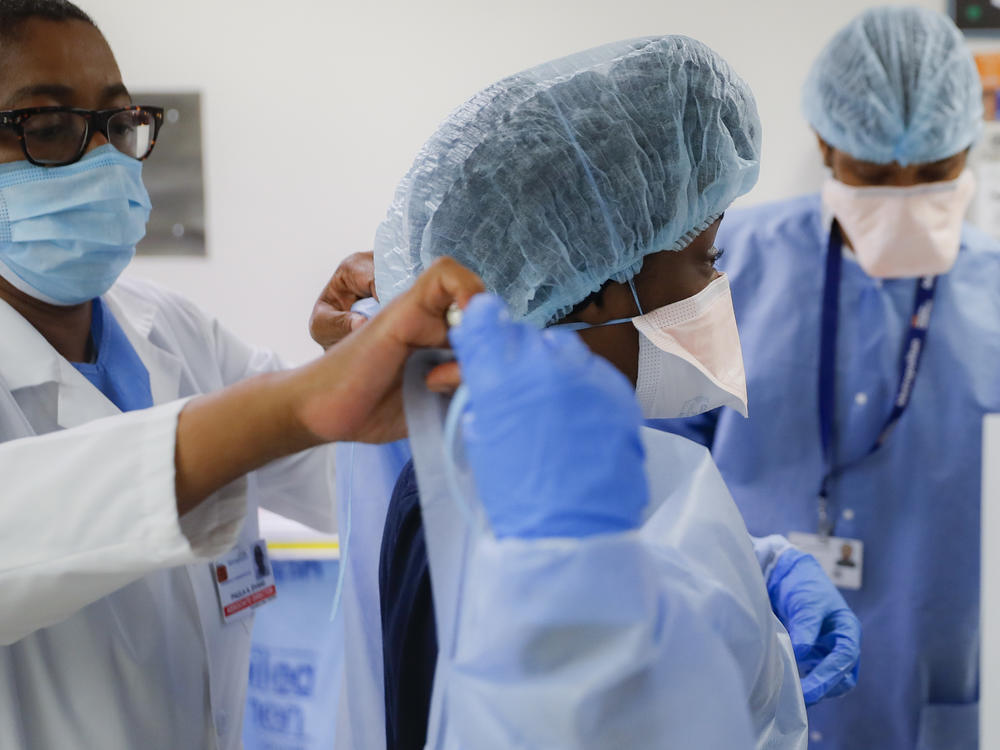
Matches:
[86,0,946,364]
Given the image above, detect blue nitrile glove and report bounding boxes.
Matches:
[767,548,862,706]
[449,293,648,539]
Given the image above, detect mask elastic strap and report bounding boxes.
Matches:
[329,442,355,622]
[627,277,645,315]
[553,276,644,332]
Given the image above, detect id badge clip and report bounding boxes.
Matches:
[211,538,278,624]
[788,531,864,591]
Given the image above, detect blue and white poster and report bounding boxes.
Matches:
[243,560,344,750]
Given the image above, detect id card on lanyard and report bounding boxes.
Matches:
[803,227,937,588]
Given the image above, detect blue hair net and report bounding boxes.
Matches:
[802,6,982,166]
[374,36,761,326]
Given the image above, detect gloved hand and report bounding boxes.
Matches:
[449,293,647,539]
[767,548,862,706]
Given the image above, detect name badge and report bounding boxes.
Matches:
[788,532,864,591]
[212,539,278,624]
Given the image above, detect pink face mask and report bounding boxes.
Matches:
[632,273,748,419]
[821,170,976,279]
[554,271,748,420]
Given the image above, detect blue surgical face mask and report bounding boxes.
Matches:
[0,144,151,306]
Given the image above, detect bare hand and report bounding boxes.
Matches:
[296,257,485,444]
[309,251,377,349]
[174,258,482,511]
[426,360,462,393]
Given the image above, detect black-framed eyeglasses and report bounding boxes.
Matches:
[0,105,164,167]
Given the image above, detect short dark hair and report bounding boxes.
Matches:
[0,0,95,42]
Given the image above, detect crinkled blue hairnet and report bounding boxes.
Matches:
[374,36,761,326]
[802,6,982,166]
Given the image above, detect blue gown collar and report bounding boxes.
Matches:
[71,297,154,412]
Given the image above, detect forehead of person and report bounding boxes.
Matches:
[0,16,129,164]
[817,139,967,189]
[374,35,761,384]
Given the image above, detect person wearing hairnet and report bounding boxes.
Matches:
[312,35,866,750]
[0,1,491,747]
[652,7,1000,749]
[400,289,762,749]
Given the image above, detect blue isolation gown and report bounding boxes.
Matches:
[397,350,805,750]
[332,344,808,750]
[657,194,1000,750]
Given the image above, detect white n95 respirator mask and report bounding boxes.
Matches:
[632,273,748,420]
[821,170,975,279]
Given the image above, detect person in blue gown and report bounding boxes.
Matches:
[312,33,865,750]
[657,7,1000,749]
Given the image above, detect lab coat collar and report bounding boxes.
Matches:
[0,295,63,393]
[0,281,183,430]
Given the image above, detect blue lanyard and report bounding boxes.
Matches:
[816,228,937,533]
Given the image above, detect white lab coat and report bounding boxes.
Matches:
[0,276,336,750]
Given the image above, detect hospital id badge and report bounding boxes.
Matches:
[211,539,278,624]
[787,532,864,591]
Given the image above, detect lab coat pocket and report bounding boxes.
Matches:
[915,702,978,750]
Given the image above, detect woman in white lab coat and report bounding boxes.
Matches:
[0,3,485,748]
